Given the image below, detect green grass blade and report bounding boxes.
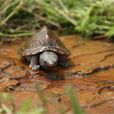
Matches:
[67,86,84,114]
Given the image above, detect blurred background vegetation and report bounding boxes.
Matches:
[0,0,114,39]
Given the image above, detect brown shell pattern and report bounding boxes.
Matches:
[21,26,70,56]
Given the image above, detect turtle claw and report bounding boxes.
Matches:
[31,65,40,71]
[29,64,40,71]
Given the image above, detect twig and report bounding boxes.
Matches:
[83,97,114,109]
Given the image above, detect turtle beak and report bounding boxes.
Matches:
[47,58,58,67]
[48,61,55,67]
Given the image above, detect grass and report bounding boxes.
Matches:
[0,0,114,39]
[67,86,84,114]
[0,85,84,114]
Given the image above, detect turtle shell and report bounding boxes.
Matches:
[21,26,70,57]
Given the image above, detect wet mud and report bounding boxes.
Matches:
[0,35,114,114]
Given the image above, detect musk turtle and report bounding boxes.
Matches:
[21,26,70,70]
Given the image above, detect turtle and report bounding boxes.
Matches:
[21,26,70,71]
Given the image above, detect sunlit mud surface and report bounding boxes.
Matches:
[0,35,114,114]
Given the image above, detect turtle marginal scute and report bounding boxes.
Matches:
[21,26,70,57]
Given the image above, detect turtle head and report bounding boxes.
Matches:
[39,51,58,69]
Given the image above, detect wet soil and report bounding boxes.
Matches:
[0,35,114,114]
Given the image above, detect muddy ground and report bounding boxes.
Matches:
[0,35,114,114]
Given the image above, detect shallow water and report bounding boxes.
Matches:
[0,35,114,114]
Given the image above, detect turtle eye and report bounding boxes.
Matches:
[44,61,47,64]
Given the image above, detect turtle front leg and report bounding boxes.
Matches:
[29,55,40,71]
